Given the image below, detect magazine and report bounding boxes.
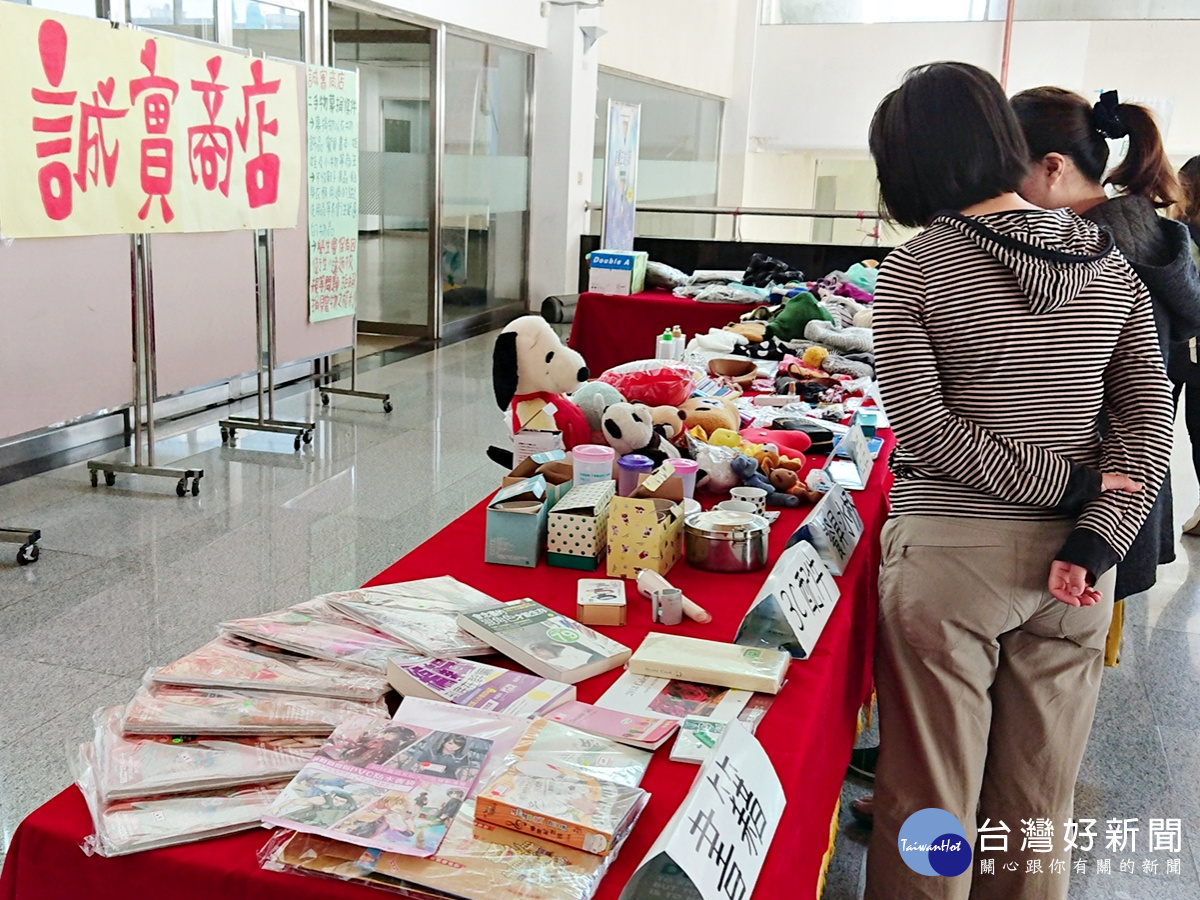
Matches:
[387,656,575,718]
[121,682,388,736]
[76,743,285,857]
[543,701,678,750]
[594,671,754,723]
[149,635,390,701]
[90,706,323,801]
[325,578,505,658]
[263,713,494,857]
[220,598,422,672]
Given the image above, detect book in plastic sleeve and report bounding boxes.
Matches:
[220,599,421,672]
[544,700,678,750]
[387,656,575,718]
[668,716,728,764]
[595,670,754,723]
[150,635,389,701]
[627,633,790,694]
[263,713,495,857]
[456,600,631,684]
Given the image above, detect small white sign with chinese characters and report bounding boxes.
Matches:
[620,720,785,900]
[790,483,863,576]
[824,423,874,491]
[763,540,841,658]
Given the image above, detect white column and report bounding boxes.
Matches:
[715,0,762,240]
[527,2,601,305]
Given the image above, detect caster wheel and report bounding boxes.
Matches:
[383,401,393,413]
[191,477,201,497]
[302,431,313,445]
[17,543,38,566]
[90,470,98,487]
[105,471,116,486]
[176,478,188,497]
[321,393,330,406]
[220,427,230,443]
[293,436,302,451]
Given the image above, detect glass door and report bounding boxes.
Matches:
[331,6,435,338]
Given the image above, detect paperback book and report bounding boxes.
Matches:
[387,656,575,718]
[221,599,422,672]
[325,577,505,658]
[514,717,652,789]
[627,633,790,694]
[90,706,323,801]
[456,600,631,684]
[150,635,389,701]
[121,682,387,736]
[263,713,495,857]
[595,671,754,723]
[543,701,678,751]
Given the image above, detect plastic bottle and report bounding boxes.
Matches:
[658,330,674,360]
[671,326,684,360]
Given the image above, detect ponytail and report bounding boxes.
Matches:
[1103,100,1179,208]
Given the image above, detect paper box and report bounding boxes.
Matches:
[587,250,648,296]
[486,476,549,568]
[547,481,616,571]
[576,579,627,626]
[606,464,684,579]
[504,450,574,508]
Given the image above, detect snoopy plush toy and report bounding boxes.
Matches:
[489,316,591,467]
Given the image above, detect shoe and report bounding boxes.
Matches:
[848,745,879,781]
[850,794,874,826]
[1184,504,1200,535]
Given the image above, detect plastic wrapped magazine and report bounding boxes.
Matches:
[515,718,652,788]
[323,577,504,658]
[260,795,618,900]
[121,682,388,736]
[76,743,284,857]
[263,712,495,857]
[89,706,324,801]
[220,598,422,672]
[149,635,390,701]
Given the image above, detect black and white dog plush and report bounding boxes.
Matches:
[601,402,680,466]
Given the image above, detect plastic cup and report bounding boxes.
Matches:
[572,444,615,485]
[670,458,699,499]
[616,454,655,497]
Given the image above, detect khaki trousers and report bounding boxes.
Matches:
[864,515,1114,900]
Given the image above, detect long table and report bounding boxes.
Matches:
[0,437,892,900]
[568,289,755,374]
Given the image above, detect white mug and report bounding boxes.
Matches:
[730,487,768,514]
[715,499,757,514]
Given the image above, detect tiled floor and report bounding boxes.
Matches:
[1,332,1198,900]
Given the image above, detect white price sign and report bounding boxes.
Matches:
[790,484,863,576]
[620,721,784,900]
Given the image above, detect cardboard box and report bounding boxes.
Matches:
[547,481,616,571]
[576,579,627,626]
[486,476,549,568]
[606,464,684,579]
[587,250,648,296]
[503,450,574,508]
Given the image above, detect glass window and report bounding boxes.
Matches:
[591,72,722,239]
[232,0,303,61]
[126,0,216,42]
[3,0,102,17]
[763,0,1200,23]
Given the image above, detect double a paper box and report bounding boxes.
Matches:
[587,250,648,296]
[486,476,549,568]
[547,481,616,571]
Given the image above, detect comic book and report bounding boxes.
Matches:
[511,717,651,790]
[121,682,387,736]
[387,656,575,718]
[262,713,494,857]
[325,577,505,658]
[542,701,678,750]
[149,635,390,701]
[594,670,754,722]
[89,706,324,801]
[76,743,285,857]
[220,598,422,672]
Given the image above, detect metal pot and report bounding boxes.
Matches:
[684,510,770,573]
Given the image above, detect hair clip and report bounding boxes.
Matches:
[1092,90,1128,140]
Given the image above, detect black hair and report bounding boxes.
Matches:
[1177,155,1200,224]
[869,62,1030,227]
[1011,86,1179,208]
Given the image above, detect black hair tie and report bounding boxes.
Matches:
[1093,90,1128,140]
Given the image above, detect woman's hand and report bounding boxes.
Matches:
[1101,473,1143,493]
[1048,560,1103,607]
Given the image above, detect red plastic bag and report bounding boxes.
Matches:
[599,360,695,408]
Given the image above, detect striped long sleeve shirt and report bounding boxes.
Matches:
[874,208,1175,579]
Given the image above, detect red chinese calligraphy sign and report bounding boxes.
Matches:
[0,4,300,238]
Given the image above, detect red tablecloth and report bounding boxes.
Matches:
[569,290,753,374]
[0,437,892,900]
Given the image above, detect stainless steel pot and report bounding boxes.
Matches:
[684,510,770,573]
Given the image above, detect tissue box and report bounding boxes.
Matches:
[587,250,648,296]
[486,476,549,568]
[504,450,574,508]
[606,464,684,579]
[547,481,616,571]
